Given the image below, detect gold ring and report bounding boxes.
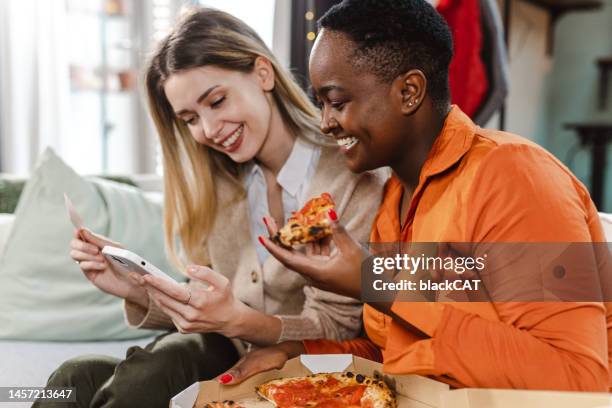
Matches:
[184,288,192,305]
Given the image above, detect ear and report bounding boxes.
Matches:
[253,56,275,92]
[392,69,427,115]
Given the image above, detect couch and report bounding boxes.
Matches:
[0,173,165,405]
[1,165,611,408]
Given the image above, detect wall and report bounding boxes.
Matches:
[485,0,550,147]
[546,0,612,211]
[488,0,612,211]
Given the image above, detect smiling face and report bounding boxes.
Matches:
[309,30,416,174]
[163,61,274,163]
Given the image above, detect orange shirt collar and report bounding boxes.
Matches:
[419,105,476,181]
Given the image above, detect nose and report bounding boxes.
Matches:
[320,108,339,135]
[199,114,222,142]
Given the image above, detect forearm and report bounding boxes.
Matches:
[123,295,176,330]
[126,287,150,310]
[387,302,609,391]
[276,287,364,342]
[304,337,382,362]
[278,340,306,359]
[227,303,282,346]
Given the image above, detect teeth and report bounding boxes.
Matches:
[222,126,243,148]
[336,137,359,150]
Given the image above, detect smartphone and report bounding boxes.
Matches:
[102,246,177,283]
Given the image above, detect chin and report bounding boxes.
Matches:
[226,144,260,163]
[227,150,256,163]
[344,156,372,174]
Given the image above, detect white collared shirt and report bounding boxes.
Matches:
[244,138,320,265]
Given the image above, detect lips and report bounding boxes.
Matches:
[218,124,244,151]
[336,136,359,152]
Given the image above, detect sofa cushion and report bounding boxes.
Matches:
[0,148,181,341]
[0,174,138,214]
[0,176,26,213]
[600,213,612,241]
[0,213,15,256]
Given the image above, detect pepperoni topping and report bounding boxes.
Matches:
[267,378,367,408]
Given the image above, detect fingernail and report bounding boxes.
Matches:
[258,236,265,245]
[262,217,268,226]
[188,265,197,273]
[219,373,233,384]
[328,209,338,221]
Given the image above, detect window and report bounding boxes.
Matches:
[64,0,178,174]
[197,0,276,48]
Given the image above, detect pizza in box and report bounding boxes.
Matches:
[204,371,396,408]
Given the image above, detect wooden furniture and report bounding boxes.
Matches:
[565,122,612,210]
[518,0,603,55]
[597,56,612,110]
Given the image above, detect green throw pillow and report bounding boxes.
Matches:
[0,177,26,213]
[0,147,182,341]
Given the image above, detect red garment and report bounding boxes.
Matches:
[437,0,488,117]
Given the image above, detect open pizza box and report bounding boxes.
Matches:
[171,354,612,408]
[170,354,449,408]
[440,388,612,408]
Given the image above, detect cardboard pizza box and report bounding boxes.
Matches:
[170,354,612,408]
[441,388,612,408]
[170,354,449,408]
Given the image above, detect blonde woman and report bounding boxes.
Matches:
[36,7,385,408]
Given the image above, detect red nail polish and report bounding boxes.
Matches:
[220,373,233,384]
[328,209,338,221]
[258,236,265,245]
[262,217,268,226]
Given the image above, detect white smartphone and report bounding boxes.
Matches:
[102,246,177,284]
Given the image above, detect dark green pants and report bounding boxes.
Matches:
[32,331,240,408]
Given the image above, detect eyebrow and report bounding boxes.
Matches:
[316,84,345,97]
[174,85,220,116]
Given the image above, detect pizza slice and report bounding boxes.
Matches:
[273,193,336,247]
[255,372,396,408]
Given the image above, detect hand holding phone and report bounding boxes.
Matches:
[102,246,177,284]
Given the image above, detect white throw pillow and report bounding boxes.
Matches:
[599,213,612,241]
[0,148,181,340]
[0,213,15,257]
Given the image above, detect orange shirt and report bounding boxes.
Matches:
[304,106,611,391]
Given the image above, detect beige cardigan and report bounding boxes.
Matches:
[124,146,387,345]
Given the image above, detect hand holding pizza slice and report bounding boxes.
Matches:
[259,192,365,300]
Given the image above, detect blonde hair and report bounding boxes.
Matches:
[144,7,323,269]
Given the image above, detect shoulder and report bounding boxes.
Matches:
[457,128,583,197]
[461,130,594,241]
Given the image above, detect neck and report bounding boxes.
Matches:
[392,102,450,193]
[255,96,296,175]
